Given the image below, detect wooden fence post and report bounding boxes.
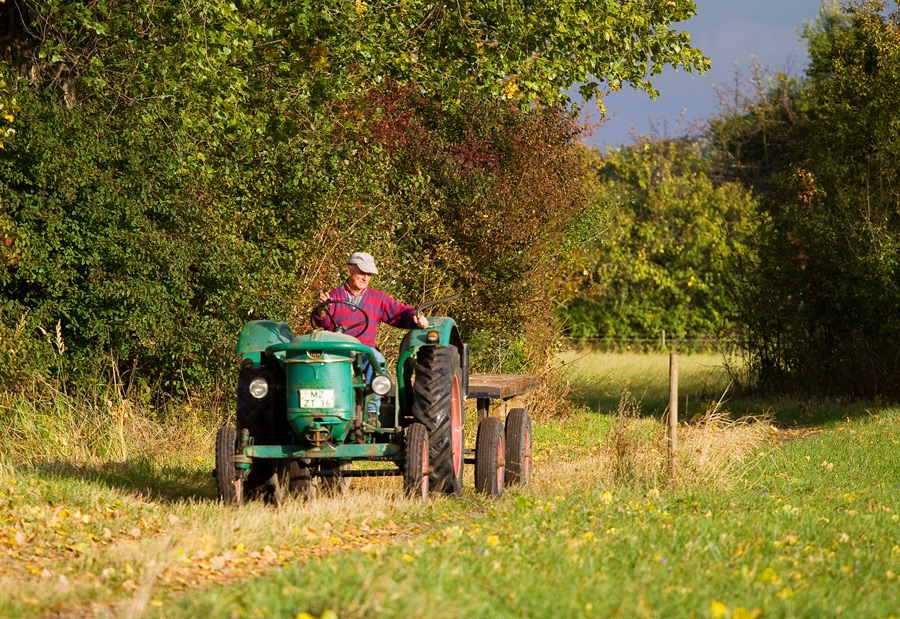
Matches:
[667,351,678,476]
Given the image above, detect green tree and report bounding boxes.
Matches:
[714,0,900,396]
[0,0,709,391]
[562,139,760,343]
[2,1,707,124]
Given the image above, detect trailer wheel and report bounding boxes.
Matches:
[215,425,244,506]
[475,417,505,499]
[505,408,533,486]
[319,460,351,495]
[403,423,430,501]
[411,345,464,496]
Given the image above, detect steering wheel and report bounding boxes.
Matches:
[310,299,371,338]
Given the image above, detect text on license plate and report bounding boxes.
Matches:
[299,389,335,408]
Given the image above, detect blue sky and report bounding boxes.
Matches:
[581,0,829,149]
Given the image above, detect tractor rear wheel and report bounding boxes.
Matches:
[411,345,464,496]
[475,417,505,499]
[403,423,430,501]
[504,408,533,486]
[215,425,244,506]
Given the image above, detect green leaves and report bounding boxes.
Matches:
[562,140,760,340]
[1,0,708,389]
[714,1,900,396]
[0,68,16,149]
[15,0,707,144]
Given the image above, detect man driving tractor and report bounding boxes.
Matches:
[314,252,429,414]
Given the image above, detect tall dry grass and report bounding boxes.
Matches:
[676,409,777,488]
[0,371,220,469]
[529,386,776,495]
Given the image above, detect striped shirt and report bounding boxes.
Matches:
[313,283,418,347]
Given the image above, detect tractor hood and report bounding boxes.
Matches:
[267,330,382,370]
[266,330,382,446]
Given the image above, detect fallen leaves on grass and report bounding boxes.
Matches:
[1,472,427,615]
[146,518,424,590]
[0,481,158,573]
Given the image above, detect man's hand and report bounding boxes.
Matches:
[315,291,330,318]
[414,313,429,329]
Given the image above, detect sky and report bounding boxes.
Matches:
[581,0,829,149]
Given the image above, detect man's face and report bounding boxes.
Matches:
[347,265,372,292]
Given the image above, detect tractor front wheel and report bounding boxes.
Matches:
[319,461,351,496]
[215,425,244,506]
[475,417,505,499]
[403,423,430,501]
[288,459,316,500]
[271,459,316,505]
[411,345,464,496]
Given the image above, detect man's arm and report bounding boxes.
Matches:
[372,290,428,329]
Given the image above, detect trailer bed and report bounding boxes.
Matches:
[467,373,541,420]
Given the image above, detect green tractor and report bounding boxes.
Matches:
[215,300,526,503]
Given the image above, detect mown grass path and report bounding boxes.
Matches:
[2,350,897,617]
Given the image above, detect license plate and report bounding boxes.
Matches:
[299,389,335,408]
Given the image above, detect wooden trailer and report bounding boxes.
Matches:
[463,373,541,498]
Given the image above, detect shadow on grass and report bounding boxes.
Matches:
[568,376,875,428]
[568,376,701,419]
[725,397,875,428]
[33,458,217,503]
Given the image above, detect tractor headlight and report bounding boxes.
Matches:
[248,377,269,399]
[425,330,440,343]
[371,374,393,396]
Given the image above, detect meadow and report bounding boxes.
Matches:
[0,351,897,618]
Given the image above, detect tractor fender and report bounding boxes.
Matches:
[397,317,466,415]
[236,320,294,369]
[397,317,463,364]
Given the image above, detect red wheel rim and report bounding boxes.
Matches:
[450,374,463,480]
[420,439,430,500]
[234,477,243,504]
[496,434,505,490]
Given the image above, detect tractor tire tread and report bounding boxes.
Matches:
[215,425,242,506]
[411,345,463,495]
[475,417,505,499]
[505,408,532,486]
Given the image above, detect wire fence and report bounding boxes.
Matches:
[564,332,740,353]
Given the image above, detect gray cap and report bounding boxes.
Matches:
[348,252,378,275]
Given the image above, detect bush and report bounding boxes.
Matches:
[560,139,759,341]
[0,83,586,394]
[714,2,900,397]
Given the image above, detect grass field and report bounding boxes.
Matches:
[1,352,897,618]
[560,349,737,416]
[165,413,900,618]
[560,349,869,428]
